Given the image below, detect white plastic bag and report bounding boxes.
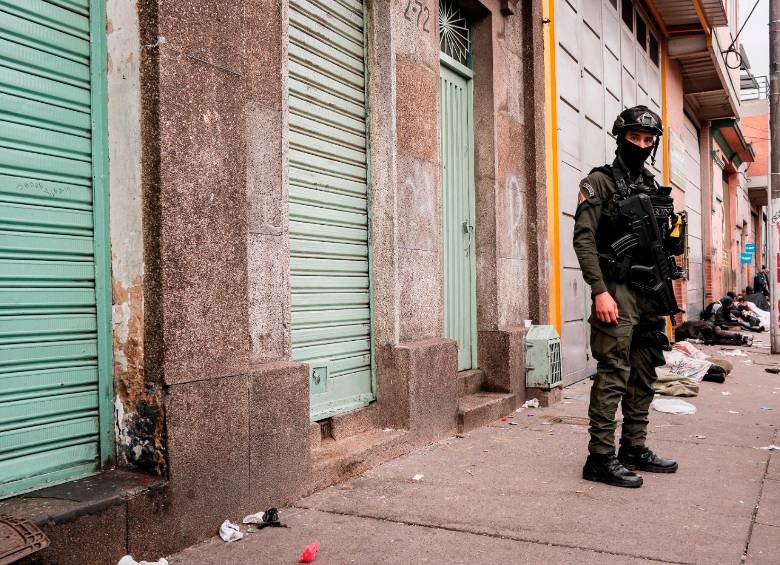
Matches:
[651,398,697,415]
[219,520,244,542]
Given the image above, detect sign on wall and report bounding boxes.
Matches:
[669,129,686,188]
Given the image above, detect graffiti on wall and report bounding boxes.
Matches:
[404,0,432,32]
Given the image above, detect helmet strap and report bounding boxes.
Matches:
[651,137,659,165]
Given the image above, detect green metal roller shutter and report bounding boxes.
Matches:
[0,0,110,497]
[288,0,374,421]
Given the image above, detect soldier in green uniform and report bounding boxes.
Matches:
[573,106,683,488]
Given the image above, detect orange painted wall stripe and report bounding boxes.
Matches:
[543,0,562,333]
[661,41,670,186]
[659,18,674,334]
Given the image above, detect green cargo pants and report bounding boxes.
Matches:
[588,281,666,455]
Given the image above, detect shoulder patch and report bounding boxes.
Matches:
[578,179,595,203]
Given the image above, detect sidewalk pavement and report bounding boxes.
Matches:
[166,338,779,565]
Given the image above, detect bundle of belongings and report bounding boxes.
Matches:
[652,341,733,397]
[745,285,770,311]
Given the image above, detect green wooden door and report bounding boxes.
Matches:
[440,56,477,372]
[288,0,375,421]
[0,0,111,497]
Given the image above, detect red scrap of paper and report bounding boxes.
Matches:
[500,418,508,422]
[299,542,319,563]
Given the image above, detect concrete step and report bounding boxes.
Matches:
[457,369,485,396]
[457,392,517,434]
[309,428,410,494]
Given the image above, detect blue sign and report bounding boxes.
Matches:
[741,253,753,264]
[745,243,756,252]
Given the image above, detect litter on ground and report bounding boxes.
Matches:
[721,391,732,396]
[118,557,168,565]
[218,520,243,543]
[521,399,540,409]
[651,398,696,414]
[759,445,780,451]
[722,349,748,357]
[242,508,287,529]
[411,473,424,481]
[243,511,266,524]
[299,542,320,563]
[728,410,741,414]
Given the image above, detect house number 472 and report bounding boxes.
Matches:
[404,0,431,32]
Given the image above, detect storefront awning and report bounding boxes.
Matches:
[712,118,756,167]
[645,0,727,31]
[645,1,737,120]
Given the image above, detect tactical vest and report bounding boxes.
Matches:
[591,164,676,282]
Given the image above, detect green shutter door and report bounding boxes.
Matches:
[288,0,374,421]
[440,57,477,372]
[0,0,110,497]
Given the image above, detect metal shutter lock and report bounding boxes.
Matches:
[311,367,328,395]
[524,325,563,389]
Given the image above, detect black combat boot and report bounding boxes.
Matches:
[582,454,643,488]
[618,445,678,473]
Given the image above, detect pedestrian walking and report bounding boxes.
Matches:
[573,106,684,488]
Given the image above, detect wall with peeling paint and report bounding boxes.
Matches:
[106,0,164,472]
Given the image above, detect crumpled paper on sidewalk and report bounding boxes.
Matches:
[673,341,709,360]
[651,398,697,414]
[652,349,711,396]
[658,349,712,382]
[722,349,748,357]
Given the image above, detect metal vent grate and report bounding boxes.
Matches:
[548,339,562,386]
[524,325,563,390]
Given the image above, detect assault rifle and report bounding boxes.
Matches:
[609,193,684,318]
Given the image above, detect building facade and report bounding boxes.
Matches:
[0,0,550,561]
[547,0,764,379]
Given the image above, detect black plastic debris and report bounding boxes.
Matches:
[258,508,287,529]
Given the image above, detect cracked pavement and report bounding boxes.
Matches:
[167,337,779,564]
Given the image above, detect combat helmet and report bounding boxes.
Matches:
[612,105,663,166]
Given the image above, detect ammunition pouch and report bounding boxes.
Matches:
[631,320,670,367]
[650,195,674,222]
[599,254,631,283]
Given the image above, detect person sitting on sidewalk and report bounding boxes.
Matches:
[734,296,765,331]
[714,297,743,329]
[675,318,750,346]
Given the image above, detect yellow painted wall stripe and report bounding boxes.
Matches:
[544,0,562,333]
[660,35,675,335]
[661,41,670,185]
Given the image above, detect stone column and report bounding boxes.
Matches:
[138,0,308,550]
[369,0,458,437]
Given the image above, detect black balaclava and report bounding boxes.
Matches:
[618,137,654,174]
